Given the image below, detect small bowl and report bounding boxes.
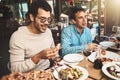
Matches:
[99,41,115,49]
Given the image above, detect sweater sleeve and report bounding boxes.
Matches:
[9,33,36,73]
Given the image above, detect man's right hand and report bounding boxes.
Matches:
[31,44,61,64]
[87,43,98,51]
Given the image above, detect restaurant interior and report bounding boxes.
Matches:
[0,0,120,79]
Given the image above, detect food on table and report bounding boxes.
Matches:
[59,67,83,80]
[8,72,24,80]
[8,70,55,80]
[101,57,113,62]
[99,49,113,63]
[101,48,106,55]
[107,65,120,78]
[94,57,113,67]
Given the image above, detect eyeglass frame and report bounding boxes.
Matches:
[36,16,52,24]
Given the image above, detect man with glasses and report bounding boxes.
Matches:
[9,0,60,73]
[60,6,97,57]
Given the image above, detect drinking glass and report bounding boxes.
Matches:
[93,46,103,69]
[83,50,91,68]
[82,43,91,68]
[112,26,118,33]
[95,46,102,58]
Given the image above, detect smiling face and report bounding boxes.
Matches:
[74,11,87,29]
[29,8,51,33]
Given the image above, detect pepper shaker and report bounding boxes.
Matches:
[94,58,103,69]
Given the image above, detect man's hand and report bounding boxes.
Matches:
[87,43,98,51]
[32,43,61,64]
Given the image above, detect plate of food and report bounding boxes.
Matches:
[102,62,120,80]
[99,41,115,49]
[63,54,84,63]
[8,70,55,80]
[88,49,120,63]
[53,65,88,80]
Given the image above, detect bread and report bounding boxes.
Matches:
[101,49,106,55]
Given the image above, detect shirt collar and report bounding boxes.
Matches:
[73,25,85,34]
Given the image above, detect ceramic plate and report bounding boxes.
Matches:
[99,41,115,49]
[63,54,84,63]
[88,51,120,63]
[102,62,120,80]
[53,65,88,80]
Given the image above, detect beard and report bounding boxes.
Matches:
[34,21,49,33]
[34,22,41,33]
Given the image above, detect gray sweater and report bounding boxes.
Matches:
[9,26,55,73]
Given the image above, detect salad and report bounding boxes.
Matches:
[107,64,120,78]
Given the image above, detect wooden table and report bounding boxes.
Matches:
[2,51,119,80]
[77,51,120,80]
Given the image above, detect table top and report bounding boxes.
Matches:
[2,50,119,80]
[77,51,120,80]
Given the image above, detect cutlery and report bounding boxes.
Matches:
[53,66,59,73]
[64,63,73,68]
[116,64,120,68]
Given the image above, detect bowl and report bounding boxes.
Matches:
[99,41,115,49]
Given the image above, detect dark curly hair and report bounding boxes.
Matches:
[70,6,85,20]
[28,0,52,18]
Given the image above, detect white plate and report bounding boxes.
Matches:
[63,54,84,63]
[88,51,120,63]
[59,60,79,66]
[53,65,88,80]
[99,41,115,49]
[102,62,120,80]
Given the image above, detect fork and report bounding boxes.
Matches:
[116,64,120,68]
[53,65,59,73]
[64,63,73,68]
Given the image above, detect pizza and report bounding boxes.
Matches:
[8,70,55,80]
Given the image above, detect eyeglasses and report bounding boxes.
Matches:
[37,16,52,23]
